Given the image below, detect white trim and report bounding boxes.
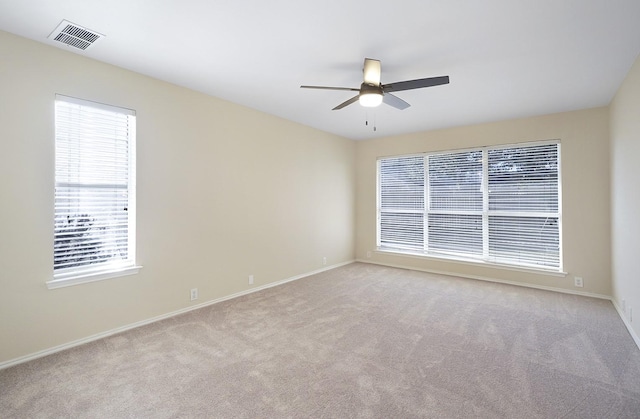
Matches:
[611,299,640,350]
[375,248,567,277]
[375,139,560,161]
[47,265,142,289]
[1,260,353,370]
[55,94,135,115]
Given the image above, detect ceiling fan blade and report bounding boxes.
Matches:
[332,95,360,110]
[363,58,381,86]
[300,85,359,92]
[382,76,449,93]
[383,93,410,110]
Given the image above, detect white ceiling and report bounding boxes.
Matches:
[1,0,640,140]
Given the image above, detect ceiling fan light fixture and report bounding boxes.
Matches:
[359,92,383,107]
[359,83,383,107]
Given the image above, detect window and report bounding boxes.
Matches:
[50,95,138,288]
[378,141,561,271]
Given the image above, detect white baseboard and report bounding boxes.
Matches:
[611,299,640,350]
[355,259,611,299]
[0,260,354,371]
[356,259,640,351]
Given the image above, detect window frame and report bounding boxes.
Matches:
[47,95,141,289]
[376,140,563,273]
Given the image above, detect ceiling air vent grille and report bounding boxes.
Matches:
[48,20,104,50]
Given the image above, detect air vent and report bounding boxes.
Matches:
[48,20,104,50]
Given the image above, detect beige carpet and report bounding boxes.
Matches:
[1,263,640,418]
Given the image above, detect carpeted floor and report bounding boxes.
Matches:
[1,263,640,418]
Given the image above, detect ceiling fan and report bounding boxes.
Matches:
[301,58,449,110]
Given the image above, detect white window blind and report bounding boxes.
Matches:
[487,144,560,268]
[427,150,483,258]
[54,95,136,278]
[377,141,561,271]
[378,156,424,251]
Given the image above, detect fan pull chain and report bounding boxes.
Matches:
[365,111,377,131]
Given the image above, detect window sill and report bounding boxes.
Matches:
[376,248,567,277]
[47,265,143,289]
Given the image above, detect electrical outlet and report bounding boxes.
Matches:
[190,288,198,301]
[366,251,372,258]
[322,257,327,266]
[249,275,254,285]
[574,276,583,288]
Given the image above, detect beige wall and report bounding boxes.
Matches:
[356,108,612,296]
[0,31,355,364]
[610,53,640,338]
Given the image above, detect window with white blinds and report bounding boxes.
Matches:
[53,95,137,283]
[377,141,561,271]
